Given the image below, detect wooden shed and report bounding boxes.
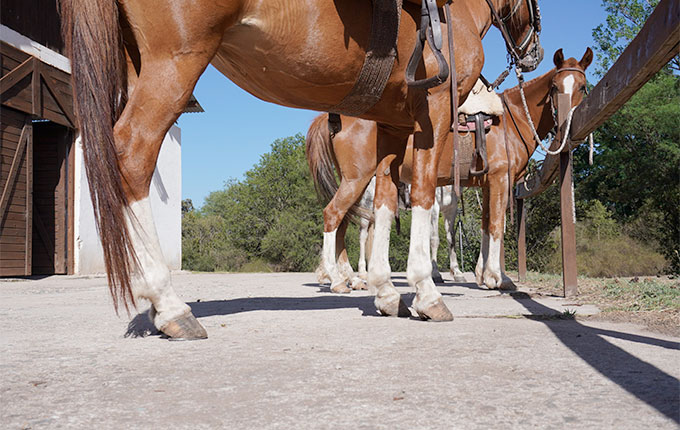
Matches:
[1,0,75,276]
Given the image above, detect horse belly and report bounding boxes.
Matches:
[212,1,371,111]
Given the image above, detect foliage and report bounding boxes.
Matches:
[182,134,324,272]
[573,72,680,272]
[592,0,679,75]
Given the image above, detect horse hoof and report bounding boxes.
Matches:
[500,278,517,290]
[415,298,454,322]
[350,277,367,290]
[160,311,207,340]
[375,296,411,318]
[453,274,467,283]
[331,283,352,294]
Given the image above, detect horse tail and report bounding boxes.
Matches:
[305,114,372,223]
[306,113,339,205]
[60,0,137,312]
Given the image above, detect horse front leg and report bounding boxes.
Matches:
[429,193,444,283]
[475,187,490,287]
[368,126,410,317]
[407,106,453,321]
[483,174,516,290]
[440,187,466,282]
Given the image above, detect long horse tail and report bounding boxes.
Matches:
[305,113,339,205]
[60,0,137,312]
[305,114,372,223]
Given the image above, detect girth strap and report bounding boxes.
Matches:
[443,2,460,197]
[328,0,403,118]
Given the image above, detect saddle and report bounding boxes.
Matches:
[455,79,504,179]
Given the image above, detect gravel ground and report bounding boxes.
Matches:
[1,272,678,429]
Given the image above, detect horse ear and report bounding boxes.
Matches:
[553,49,564,68]
[580,47,594,70]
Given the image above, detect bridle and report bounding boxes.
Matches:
[485,0,543,72]
[549,67,587,123]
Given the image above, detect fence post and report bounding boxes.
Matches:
[557,93,578,297]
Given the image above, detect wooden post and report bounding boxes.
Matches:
[557,93,578,297]
[517,197,526,282]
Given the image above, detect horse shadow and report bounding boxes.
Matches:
[508,293,679,424]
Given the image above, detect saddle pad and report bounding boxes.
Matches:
[458,118,493,132]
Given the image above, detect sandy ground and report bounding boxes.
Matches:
[1,272,678,429]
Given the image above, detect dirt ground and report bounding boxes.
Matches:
[1,272,678,429]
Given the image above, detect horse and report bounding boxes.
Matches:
[307,48,593,293]
[314,178,453,291]
[59,0,542,339]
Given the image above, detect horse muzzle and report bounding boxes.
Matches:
[517,44,544,73]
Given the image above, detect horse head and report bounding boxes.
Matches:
[550,48,594,110]
[490,0,544,72]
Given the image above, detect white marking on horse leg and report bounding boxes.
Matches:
[407,206,443,311]
[475,230,489,286]
[368,205,400,305]
[483,234,503,289]
[430,198,443,282]
[322,230,348,290]
[127,198,190,329]
[357,216,369,279]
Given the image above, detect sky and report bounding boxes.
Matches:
[178,1,608,207]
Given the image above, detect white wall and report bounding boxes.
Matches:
[74,126,182,274]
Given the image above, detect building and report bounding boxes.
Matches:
[1,0,196,276]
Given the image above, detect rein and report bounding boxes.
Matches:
[515,66,585,155]
[484,0,541,70]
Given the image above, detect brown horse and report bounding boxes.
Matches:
[59,0,542,339]
[307,48,592,293]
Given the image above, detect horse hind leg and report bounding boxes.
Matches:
[429,192,444,284]
[115,52,217,339]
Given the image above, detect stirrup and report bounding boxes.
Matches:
[405,0,449,89]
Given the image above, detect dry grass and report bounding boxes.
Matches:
[511,271,680,337]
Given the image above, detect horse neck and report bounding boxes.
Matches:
[476,0,525,38]
[504,69,557,156]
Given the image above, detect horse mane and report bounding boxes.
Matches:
[59,0,137,313]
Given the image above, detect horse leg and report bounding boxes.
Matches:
[322,176,373,293]
[441,188,466,282]
[475,187,490,287]
[430,193,444,283]
[484,175,516,290]
[407,101,453,321]
[114,13,224,339]
[369,126,410,317]
[336,219,366,290]
[357,215,370,280]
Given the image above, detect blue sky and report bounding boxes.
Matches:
[178,1,607,207]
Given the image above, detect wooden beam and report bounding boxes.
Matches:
[571,0,680,141]
[0,124,28,226]
[556,94,578,297]
[41,72,75,128]
[31,58,41,116]
[24,122,33,276]
[0,57,33,95]
[517,198,526,282]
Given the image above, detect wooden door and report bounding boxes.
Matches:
[0,107,32,276]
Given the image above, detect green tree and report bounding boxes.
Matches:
[592,0,679,76]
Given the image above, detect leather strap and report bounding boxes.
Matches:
[328,0,403,116]
[469,113,490,176]
[501,93,514,225]
[405,0,450,89]
[444,2,460,197]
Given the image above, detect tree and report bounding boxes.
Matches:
[592,0,679,76]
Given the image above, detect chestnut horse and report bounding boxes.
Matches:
[307,48,593,292]
[59,0,541,339]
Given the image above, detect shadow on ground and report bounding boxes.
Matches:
[511,294,679,424]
